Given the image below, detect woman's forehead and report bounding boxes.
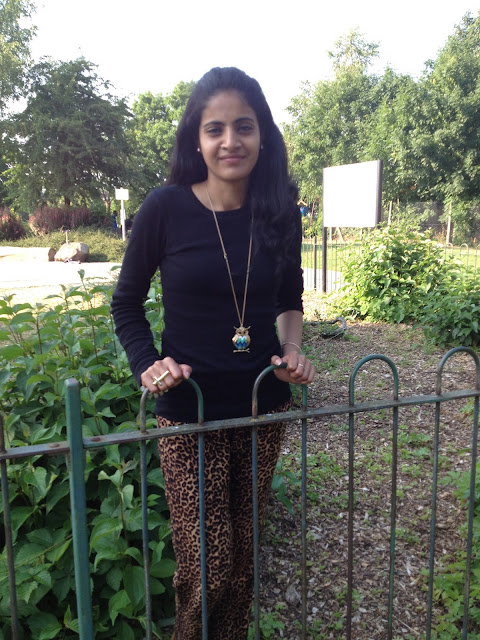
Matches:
[200,90,257,123]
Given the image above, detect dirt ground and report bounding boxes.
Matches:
[258,291,479,639]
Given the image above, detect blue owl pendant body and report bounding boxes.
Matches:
[232,325,251,353]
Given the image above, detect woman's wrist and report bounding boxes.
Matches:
[281,340,302,354]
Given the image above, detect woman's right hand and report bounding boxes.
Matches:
[140,357,192,394]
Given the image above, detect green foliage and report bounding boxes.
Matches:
[5,58,131,211]
[336,222,480,347]
[0,272,174,637]
[0,0,36,115]
[247,605,286,639]
[337,223,451,324]
[125,82,194,211]
[420,12,480,206]
[447,199,480,245]
[283,13,480,237]
[0,206,26,240]
[284,30,381,205]
[29,206,93,235]
[430,463,480,637]
[421,266,480,347]
[271,458,301,515]
[301,215,323,238]
[328,29,379,72]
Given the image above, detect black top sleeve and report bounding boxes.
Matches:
[275,208,304,317]
[111,188,166,384]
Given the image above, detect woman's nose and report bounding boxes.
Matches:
[222,127,240,149]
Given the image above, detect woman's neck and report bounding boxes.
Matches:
[192,180,247,212]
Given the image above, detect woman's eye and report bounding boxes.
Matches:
[238,124,254,133]
[206,127,222,135]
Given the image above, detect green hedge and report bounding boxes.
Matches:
[336,223,480,347]
[0,272,175,639]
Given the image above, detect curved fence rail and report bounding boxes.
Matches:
[1,350,479,639]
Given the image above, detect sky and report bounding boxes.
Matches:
[28,0,480,124]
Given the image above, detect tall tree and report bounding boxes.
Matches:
[5,58,131,209]
[413,11,480,205]
[284,30,381,205]
[361,69,421,203]
[125,81,194,208]
[328,29,379,73]
[0,0,36,115]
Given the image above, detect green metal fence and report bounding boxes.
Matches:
[1,349,479,639]
[301,238,480,292]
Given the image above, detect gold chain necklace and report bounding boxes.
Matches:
[206,187,253,353]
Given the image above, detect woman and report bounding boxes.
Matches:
[111,66,315,640]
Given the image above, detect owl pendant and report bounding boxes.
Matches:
[232,325,251,352]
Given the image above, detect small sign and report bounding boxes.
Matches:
[115,188,129,201]
[323,160,382,228]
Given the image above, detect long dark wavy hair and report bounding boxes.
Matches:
[167,67,300,271]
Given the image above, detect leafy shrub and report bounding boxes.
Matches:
[421,266,480,347]
[302,215,323,238]
[431,461,480,638]
[337,223,452,324]
[0,273,175,638]
[0,207,27,241]
[29,207,93,235]
[88,199,112,228]
[448,199,480,245]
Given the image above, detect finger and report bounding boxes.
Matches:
[180,364,193,380]
[160,357,184,383]
[284,353,305,376]
[142,359,183,394]
[291,359,315,384]
[151,370,170,393]
[153,361,193,391]
[301,363,315,384]
[141,369,165,394]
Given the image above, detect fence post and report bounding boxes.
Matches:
[65,378,94,639]
[0,415,20,639]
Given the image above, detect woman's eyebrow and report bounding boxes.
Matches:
[202,119,223,127]
[202,116,256,128]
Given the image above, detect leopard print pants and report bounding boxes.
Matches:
[156,400,290,640]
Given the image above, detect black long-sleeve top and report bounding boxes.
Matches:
[111,185,304,422]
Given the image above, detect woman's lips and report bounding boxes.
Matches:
[219,155,245,162]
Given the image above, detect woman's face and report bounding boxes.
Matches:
[198,90,261,189]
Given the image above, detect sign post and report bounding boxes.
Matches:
[115,188,130,241]
[322,160,383,292]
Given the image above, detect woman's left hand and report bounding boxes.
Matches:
[271,352,315,385]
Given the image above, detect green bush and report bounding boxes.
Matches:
[335,223,479,348]
[0,273,175,638]
[0,207,27,241]
[448,199,480,245]
[337,223,451,324]
[421,266,480,347]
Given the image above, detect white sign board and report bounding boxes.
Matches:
[323,160,382,228]
[115,188,129,201]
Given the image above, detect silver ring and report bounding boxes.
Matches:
[298,363,305,368]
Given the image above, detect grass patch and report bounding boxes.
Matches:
[3,227,127,262]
